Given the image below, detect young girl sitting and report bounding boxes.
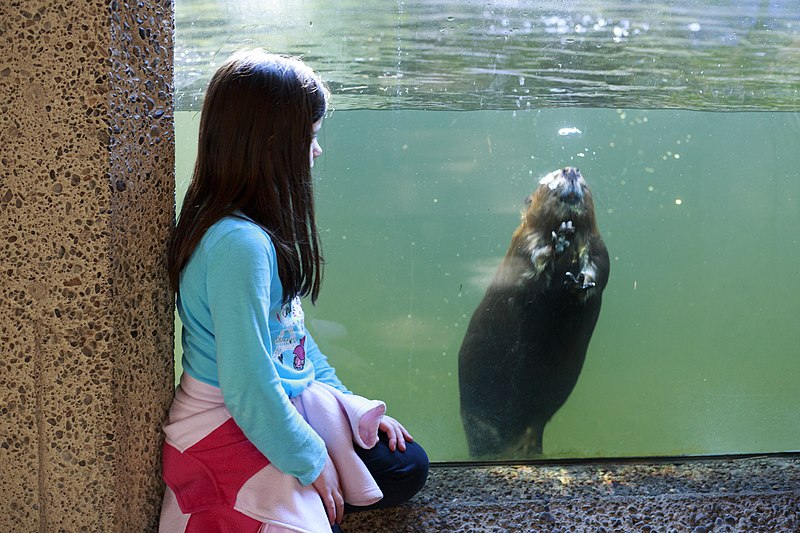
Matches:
[159,50,428,533]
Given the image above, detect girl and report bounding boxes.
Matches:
[160,50,428,533]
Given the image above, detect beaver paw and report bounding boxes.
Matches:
[551,221,575,256]
[564,271,596,292]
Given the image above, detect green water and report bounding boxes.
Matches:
[175,108,800,462]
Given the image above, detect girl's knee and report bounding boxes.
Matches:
[400,441,429,488]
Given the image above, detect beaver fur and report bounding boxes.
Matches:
[458,167,609,458]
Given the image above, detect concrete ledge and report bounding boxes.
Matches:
[342,455,799,532]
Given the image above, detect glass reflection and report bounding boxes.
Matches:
[175,0,800,462]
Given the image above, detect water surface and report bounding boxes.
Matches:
[176,0,800,112]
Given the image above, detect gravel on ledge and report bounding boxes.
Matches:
[341,455,800,532]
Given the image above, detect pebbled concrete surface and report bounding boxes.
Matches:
[342,456,799,532]
[0,0,174,530]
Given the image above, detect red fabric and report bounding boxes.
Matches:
[162,418,271,531]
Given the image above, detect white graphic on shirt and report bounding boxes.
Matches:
[272,297,307,370]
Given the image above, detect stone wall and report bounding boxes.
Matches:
[0,1,175,531]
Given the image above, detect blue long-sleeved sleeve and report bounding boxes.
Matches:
[204,227,327,486]
[304,331,349,394]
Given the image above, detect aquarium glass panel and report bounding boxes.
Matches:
[175,0,800,462]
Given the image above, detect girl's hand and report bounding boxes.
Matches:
[312,454,343,525]
[379,415,414,452]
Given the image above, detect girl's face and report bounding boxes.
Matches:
[309,119,323,168]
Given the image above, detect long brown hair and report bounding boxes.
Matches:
[169,50,329,303]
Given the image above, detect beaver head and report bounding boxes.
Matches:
[522,167,599,238]
[507,167,603,278]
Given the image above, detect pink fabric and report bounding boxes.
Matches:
[293,381,385,506]
[159,374,384,533]
[160,487,299,533]
[314,381,386,450]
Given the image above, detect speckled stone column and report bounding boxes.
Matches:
[0,1,174,532]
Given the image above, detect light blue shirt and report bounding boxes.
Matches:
[177,214,347,486]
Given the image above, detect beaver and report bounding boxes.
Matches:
[458,167,609,458]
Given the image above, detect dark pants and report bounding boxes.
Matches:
[332,431,429,531]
